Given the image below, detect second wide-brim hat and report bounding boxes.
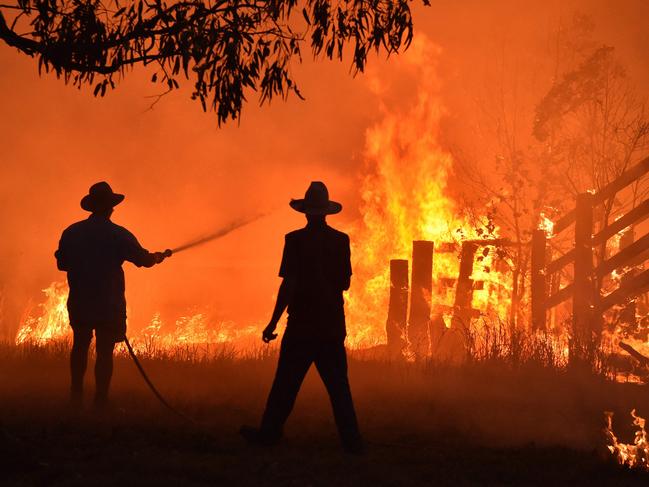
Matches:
[290,181,342,215]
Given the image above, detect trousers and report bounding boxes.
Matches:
[260,336,361,446]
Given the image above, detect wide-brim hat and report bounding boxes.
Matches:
[80,181,125,212]
[290,181,342,215]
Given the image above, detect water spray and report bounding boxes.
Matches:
[170,213,266,255]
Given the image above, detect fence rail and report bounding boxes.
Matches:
[531,156,649,348]
[383,156,649,360]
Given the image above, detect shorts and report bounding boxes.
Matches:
[70,320,126,344]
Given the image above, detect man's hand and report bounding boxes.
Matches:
[154,249,173,264]
[262,322,278,343]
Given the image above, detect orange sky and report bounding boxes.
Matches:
[1,0,648,339]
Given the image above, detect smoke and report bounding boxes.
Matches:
[1,0,648,339]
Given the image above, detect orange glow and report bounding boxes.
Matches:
[3,3,649,366]
[14,38,517,356]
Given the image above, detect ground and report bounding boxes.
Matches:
[2,344,648,486]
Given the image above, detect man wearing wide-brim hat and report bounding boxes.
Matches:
[240,181,363,454]
[55,181,172,409]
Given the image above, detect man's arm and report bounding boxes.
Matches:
[55,230,69,271]
[122,229,171,267]
[341,234,352,291]
[263,277,295,343]
[263,234,297,343]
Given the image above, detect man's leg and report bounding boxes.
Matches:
[314,341,363,452]
[258,338,313,440]
[94,329,116,406]
[70,328,93,403]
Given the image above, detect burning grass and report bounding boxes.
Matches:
[606,410,649,470]
[9,271,649,478]
[2,339,649,486]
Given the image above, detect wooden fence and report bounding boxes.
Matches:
[531,157,649,359]
[386,238,512,359]
[385,156,649,360]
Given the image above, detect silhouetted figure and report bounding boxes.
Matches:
[55,182,171,408]
[241,181,363,454]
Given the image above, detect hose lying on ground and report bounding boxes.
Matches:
[123,336,196,424]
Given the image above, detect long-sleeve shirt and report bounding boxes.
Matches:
[55,214,158,328]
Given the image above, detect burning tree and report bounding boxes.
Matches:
[0,0,428,124]
[452,14,649,342]
[533,39,649,351]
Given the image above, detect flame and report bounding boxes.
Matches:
[15,282,70,344]
[345,37,513,349]
[606,410,649,469]
[127,312,260,353]
[538,212,555,237]
[15,282,260,353]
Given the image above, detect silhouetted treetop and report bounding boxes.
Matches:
[0,0,427,123]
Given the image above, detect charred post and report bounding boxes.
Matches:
[531,229,547,331]
[386,259,409,357]
[572,192,596,364]
[451,242,479,330]
[408,240,434,359]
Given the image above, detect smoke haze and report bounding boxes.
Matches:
[1,0,648,339]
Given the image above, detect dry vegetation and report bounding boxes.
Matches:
[2,339,649,486]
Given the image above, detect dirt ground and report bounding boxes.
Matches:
[1,345,648,486]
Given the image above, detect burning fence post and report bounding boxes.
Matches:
[408,241,434,359]
[386,259,409,357]
[451,242,479,330]
[572,192,596,364]
[618,227,638,329]
[531,229,547,331]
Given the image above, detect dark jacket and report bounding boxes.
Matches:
[55,214,158,332]
[279,222,352,341]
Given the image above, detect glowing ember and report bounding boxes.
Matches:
[606,410,649,470]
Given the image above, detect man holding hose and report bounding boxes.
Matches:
[55,181,172,409]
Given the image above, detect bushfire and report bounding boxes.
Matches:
[5,20,649,481]
[15,40,520,355]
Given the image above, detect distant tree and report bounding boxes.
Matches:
[451,39,553,329]
[0,0,427,123]
[534,45,649,258]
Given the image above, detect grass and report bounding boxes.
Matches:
[1,340,649,486]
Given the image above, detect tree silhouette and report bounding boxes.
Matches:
[0,0,427,123]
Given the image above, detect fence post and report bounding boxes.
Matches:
[531,229,547,331]
[572,192,595,364]
[618,227,638,328]
[386,259,409,357]
[451,242,478,329]
[408,240,434,360]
